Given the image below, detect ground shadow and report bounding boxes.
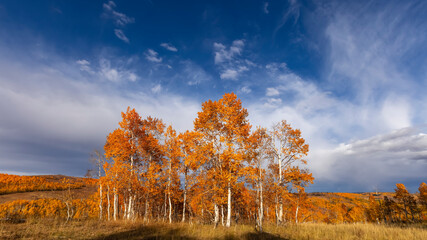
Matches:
[92,225,289,240]
[91,225,197,240]
[241,231,289,240]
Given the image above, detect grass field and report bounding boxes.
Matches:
[1,220,426,240]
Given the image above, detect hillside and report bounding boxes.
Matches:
[0,174,97,204]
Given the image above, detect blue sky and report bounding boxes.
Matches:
[0,0,426,192]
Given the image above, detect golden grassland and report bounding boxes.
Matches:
[0,220,426,240]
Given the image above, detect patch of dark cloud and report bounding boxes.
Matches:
[319,127,427,192]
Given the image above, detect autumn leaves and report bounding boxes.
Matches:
[102,92,313,226]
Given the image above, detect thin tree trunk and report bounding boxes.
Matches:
[168,157,172,224]
[127,195,133,220]
[259,180,264,232]
[295,204,299,224]
[275,195,279,226]
[221,205,224,226]
[128,155,134,220]
[113,189,118,220]
[144,199,149,222]
[163,190,167,221]
[99,184,103,220]
[97,152,103,221]
[123,197,128,220]
[226,182,231,227]
[278,151,283,224]
[168,194,172,223]
[182,168,187,222]
[107,185,110,221]
[214,203,219,228]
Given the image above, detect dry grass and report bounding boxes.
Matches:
[0,220,426,240]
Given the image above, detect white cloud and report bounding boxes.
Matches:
[160,43,178,52]
[145,49,162,63]
[213,39,253,80]
[114,29,129,43]
[220,69,238,80]
[128,72,137,82]
[219,66,249,80]
[240,86,252,94]
[103,1,135,27]
[266,87,279,96]
[213,40,245,64]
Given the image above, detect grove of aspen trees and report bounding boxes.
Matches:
[1,93,426,227]
[101,92,312,229]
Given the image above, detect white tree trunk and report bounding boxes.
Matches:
[214,203,219,227]
[113,189,118,220]
[168,157,172,223]
[127,195,133,220]
[182,169,187,222]
[221,205,224,226]
[128,155,134,220]
[99,184,103,220]
[123,199,128,220]
[278,150,283,224]
[168,192,172,223]
[259,181,264,231]
[107,185,110,221]
[295,204,299,224]
[226,183,231,227]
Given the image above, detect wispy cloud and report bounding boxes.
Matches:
[114,29,129,43]
[145,49,162,63]
[151,84,162,93]
[180,60,211,86]
[324,1,427,103]
[103,1,134,43]
[160,43,178,52]
[76,59,95,74]
[103,1,135,27]
[263,2,269,14]
[274,0,300,37]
